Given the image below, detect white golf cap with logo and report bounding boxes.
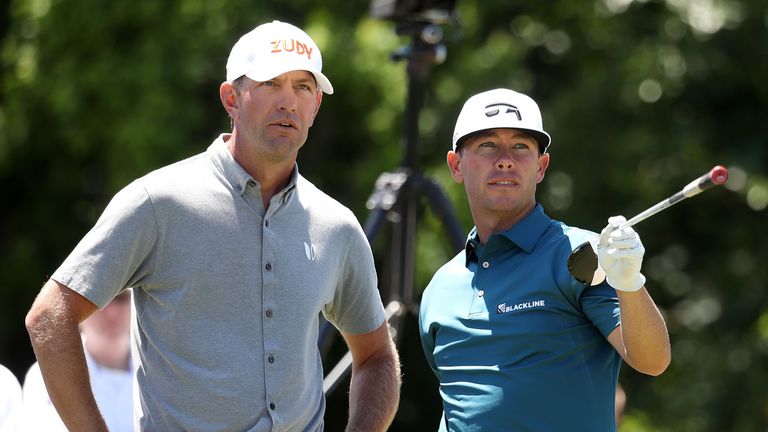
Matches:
[452,88,551,152]
[226,20,334,94]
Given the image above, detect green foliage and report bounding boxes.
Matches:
[2,0,767,430]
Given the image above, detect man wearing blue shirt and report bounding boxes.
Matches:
[419,88,671,431]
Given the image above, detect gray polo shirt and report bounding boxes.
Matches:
[52,134,386,431]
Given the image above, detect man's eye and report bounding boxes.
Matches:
[479,142,495,148]
[261,81,277,87]
[296,84,312,91]
[514,143,530,149]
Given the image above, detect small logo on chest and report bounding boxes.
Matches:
[304,242,317,261]
[497,300,546,315]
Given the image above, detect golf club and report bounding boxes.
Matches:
[567,165,729,285]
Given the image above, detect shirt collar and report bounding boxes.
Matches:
[496,203,550,253]
[207,133,298,200]
[464,203,551,265]
[464,227,481,266]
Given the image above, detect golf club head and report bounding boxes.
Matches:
[567,240,606,286]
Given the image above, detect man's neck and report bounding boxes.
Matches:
[224,133,295,209]
[473,203,536,245]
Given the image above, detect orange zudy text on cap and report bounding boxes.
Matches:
[270,39,314,60]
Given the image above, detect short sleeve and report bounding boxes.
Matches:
[579,280,621,338]
[52,180,158,308]
[322,222,385,335]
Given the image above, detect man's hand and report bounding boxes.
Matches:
[597,216,646,292]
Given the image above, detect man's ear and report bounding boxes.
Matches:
[308,91,323,127]
[447,150,463,183]
[536,152,550,183]
[220,82,238,119]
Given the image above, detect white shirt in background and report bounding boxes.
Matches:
[0,364,22,432]
[20,345,132,432]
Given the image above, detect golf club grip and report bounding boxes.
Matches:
[620,165,729,229]
[672,165,729,203]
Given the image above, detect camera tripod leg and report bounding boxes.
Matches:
[323,301,405,395]
[320,17,463,401]
[320,173,467,396]
[420,177,465,252]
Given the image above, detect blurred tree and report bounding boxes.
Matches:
[1,0,767,430]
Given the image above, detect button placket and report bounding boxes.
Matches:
[468,255,490,317]
[261,217,279,421]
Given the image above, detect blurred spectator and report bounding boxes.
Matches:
[21,290,132,432]
[615,383,627,426]
[1,363,22,432]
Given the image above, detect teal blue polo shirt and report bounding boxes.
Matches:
[419,204,622,432]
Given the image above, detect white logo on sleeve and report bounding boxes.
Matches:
[304,242,317,261]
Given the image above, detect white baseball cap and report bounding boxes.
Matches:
[226,20,334,94]
[452,88,551,152]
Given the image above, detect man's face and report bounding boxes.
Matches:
[80,291,131,342]
[231,70,322,163]
[447,128,550,221]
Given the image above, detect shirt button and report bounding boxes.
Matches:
[478,290,484,297]
[235,185,242,191]
[265,220,270,227]
[265,309,273,318]
[482,261,490,269]
[268,355,275,363]
[269,402,276,410]
[248,180,256,187]
[265,263,272,271]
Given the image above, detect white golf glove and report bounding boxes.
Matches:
[597,216,646,292]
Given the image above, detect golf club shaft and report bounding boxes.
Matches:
[619,165,729,230]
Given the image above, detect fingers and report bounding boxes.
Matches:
[599,215,628,247]
[607,215,626,228]
[606,228,642,250]
[596,216,646,292]
[603,243,644,260]
[599,215,644,252]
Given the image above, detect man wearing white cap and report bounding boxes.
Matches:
[418,88,670,431]
[26,20,400,432]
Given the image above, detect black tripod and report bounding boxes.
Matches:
[320,21,466,395]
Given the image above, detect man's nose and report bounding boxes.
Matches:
[496,155,514,170]
[277,89,297,112]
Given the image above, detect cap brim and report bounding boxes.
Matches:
[242,62,333,94]
[455,127,551,153]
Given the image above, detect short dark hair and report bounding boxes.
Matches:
[232,75,248,94]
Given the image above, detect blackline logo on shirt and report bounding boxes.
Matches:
[497,300,545,315]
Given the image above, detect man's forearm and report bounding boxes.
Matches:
[346,345,401,432]
[617,288,671,375]
[26,284,108,432]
